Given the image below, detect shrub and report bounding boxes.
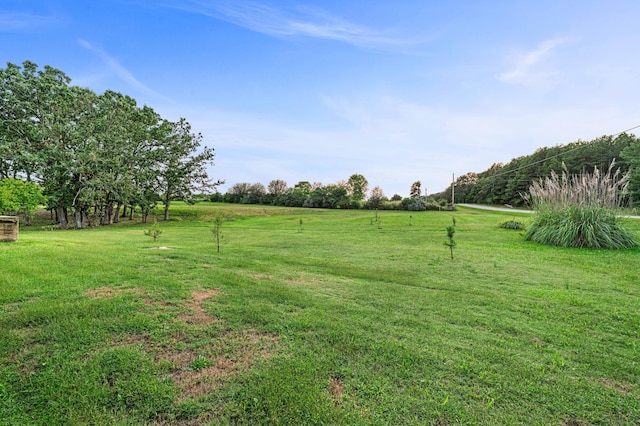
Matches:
[499,220,526,230]
[525,205,638,248]
[523,162,639,249]
[401,197,426,211]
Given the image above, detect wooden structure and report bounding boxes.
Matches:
[0,216,19,242]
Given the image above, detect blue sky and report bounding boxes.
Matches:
[3,1,640,197]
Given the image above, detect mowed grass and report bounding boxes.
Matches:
[1,203,639,425]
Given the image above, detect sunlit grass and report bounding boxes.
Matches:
[1,204,639,424]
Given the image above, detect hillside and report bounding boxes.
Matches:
[433,133,638,207]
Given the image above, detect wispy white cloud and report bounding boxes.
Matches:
[78,39,172,102]
[165,88,638,197]
[497,37,574,85]
[0,12,59,32]
[165,0,427,49]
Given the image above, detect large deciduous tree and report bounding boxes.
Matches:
[0,61,222,227]
[154,118,219,221]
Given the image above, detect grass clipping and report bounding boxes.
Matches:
[523,161,639,249]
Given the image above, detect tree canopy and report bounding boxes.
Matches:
[434,134,638,207]
[0,61,221,228]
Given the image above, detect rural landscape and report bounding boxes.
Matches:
[2,8,640,421]
[1,202,639,425]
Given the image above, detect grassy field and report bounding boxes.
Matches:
[1,203,639,425]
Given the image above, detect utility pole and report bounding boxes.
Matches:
[451,173,455,208]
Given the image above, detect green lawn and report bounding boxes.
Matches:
[1,204,639,425]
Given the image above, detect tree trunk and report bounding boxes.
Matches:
[129,206,134,220]
[163,196,170,221]
[101,201,114,225]
[74,209,87,229]
[113,202,121,224]
[56,206,68,229]
[107,201,114,224]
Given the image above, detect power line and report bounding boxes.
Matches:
[462,124,640,184]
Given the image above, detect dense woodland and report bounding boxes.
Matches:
[0,61,219,228]
[434,133,640,207]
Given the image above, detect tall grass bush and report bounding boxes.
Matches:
[523,162,639,249]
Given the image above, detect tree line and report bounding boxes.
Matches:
[217,174,453,211]
[0,61,220,228]
[432,133,640,207]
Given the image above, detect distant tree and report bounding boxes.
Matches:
[0,179,45,225]
[452,172,479,204]
[366,185,387,209]
[267,179,288,196]
[247,183,266,204]
[390,194,402,201]
[410,181,422,198]
[209,192,224,202]
[347,174,369,202]
[226,182,252,203]
[294,181,312,194]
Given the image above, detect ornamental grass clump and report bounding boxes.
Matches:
[523,161,639,249]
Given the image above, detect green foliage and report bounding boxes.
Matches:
[0,61,220,229]
[524,162,638,249]
[621,136,640,205]
[402,197,427,211]
[525,205,639,248]
[444,217,456,259]
[144,220,162,242]
[88,347,176,419]
[0,179,44,223]
[188,355,212,371]
[432,133,638,206]
[499,220,526,230]
[346,173,369,202]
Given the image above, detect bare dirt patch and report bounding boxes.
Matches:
[85,286,145,299]
[176,289,221,326]
[155,330,277,400]
[328,376,345,407]
[594,377,633,394]
[531,337,546,347]
[119,288,279,401]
